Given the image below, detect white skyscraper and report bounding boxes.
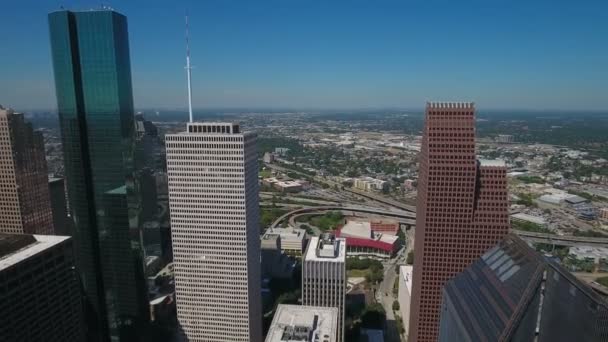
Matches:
[166,122,262,342]
[302,235,346,342]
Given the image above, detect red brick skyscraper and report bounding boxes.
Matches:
[408,102,510,341]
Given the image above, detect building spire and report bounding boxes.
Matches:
[185,12,193,123]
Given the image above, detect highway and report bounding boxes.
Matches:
[269,203,608,248]
[514,230,608,247]
[265,163,416,212]
[376,229,413,342]
[270,205,416,229]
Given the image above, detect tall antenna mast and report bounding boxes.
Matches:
[185,13,194,123]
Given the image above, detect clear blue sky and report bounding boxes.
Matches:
[1,0,607,111]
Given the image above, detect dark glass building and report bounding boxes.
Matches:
[439,234,608,342]
[48,9,147,342]
[438,234,544,342]
[539,264,608,342]
[49,177,69,236]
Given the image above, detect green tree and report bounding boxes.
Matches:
[406,251,414,265]
[360,303,386,329]
[392,300,400,311]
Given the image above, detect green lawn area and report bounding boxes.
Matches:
[259,169,272,178]
[573,230,608,238]
[260,207,288,228]
[516,175,545,184]
[511,220,554,234]
[347,269,370,278]
[596,276,608,287]
[310,211,344,231]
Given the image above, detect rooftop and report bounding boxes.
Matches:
[569,246,608,260]
[442,234,546,341]
[341,221,372,239]
[265,304,338,342]
[478,159,507,167]
[305,236,346,262]
[265,227,306,242]
[511,213,547,225]
[0,234,71,271]
[0,234,36,259]
[185,122,241,134]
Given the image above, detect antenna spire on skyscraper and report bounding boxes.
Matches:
[185,12,193,123]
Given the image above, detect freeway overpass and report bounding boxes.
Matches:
[269,204,608,248]
[343,188,416,212]
[513,230,608,247]
[264,163,416,212]
[270,206,416,229]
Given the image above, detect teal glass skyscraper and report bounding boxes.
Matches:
[48,9,147,342]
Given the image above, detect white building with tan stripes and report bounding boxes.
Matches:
[166,122,262,342]
[302,235,346,342]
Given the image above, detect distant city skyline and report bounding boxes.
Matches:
[2,0,608,111]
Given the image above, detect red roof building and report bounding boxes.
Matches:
[335,220,399,258]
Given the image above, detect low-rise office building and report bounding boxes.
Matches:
[265,304,338,342]
[353,177,387,191]
[569,246,608,266]
[303,235,346,342]
[263,227,308,256]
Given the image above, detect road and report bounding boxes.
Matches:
[515,230,608,247]
[265,163,416,212]
[375,231,412,342]
[270,205,416,229]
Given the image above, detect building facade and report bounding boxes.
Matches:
[409,102,510,341]
[48,9,147,341]
[539,264,608,341]
[166,122,262,342]
[0,234,83,341]
[398,265,413,336]
[49,177,69,236]
[336,220,398,259]
[0,106,54,235]
[265,304,338,342]
[262,226,308,256]
[302,235,346,342]
[438,234,544,342]
[438,233,608,342]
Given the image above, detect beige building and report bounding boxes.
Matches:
[166,122,262,342]
[263,226,308,256]
[354,177,387,191]
[398,265,413,335]
[0,106,53,234]
[302,235,346,341]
